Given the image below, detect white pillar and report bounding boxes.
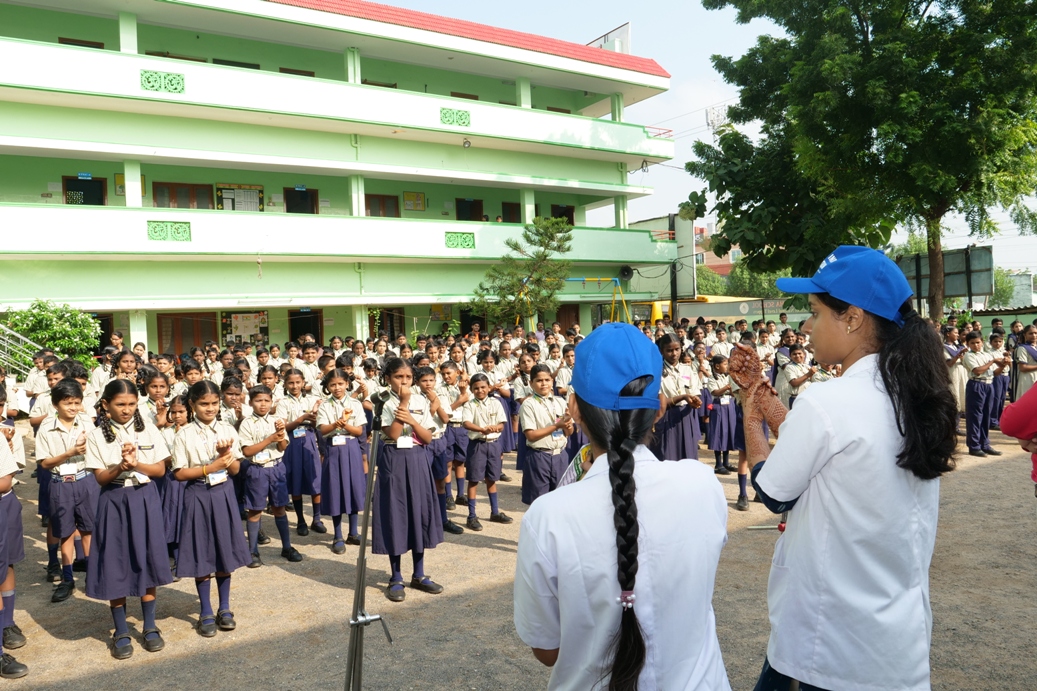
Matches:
[119,12,137,54]
[345,47,361,84]
[520,188,536,224]
[129,309,148,351]
[611,93,624,122]
[347,175,365,216]
[353,305,370,341]
[123,160,142,208]
[516,77,532,108]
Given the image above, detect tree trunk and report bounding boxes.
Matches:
[925,217,944,319]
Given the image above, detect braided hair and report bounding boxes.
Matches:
[188,380,223,423]
[97,379,146,444]
[575,376,656,691]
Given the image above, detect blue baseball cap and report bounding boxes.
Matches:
[775,246,913,325]
[571,323,661,410]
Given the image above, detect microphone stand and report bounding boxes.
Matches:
[344,390,393,690]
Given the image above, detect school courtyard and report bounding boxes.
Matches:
[7,424,1033,690]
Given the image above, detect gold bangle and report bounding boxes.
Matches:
[202,464,209,476]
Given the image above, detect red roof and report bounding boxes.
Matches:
[266,0,670,78]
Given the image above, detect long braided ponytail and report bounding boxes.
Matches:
[575,375,656,691]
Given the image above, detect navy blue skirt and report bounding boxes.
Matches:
[86,481,173,600]
[496,394,516,453]
[245,460,290,511]
[707,399,738,452]
[176,479,251,578]
[49,475,100,539]
[321,437,366,516]
[521,448,569,505]
[160,470,185,544]
[565,424,589,461]
[515,433,528,472]
[372,444,443,556]
[0,491,24,574]
[284,427,322,496]
[651,404,700,460]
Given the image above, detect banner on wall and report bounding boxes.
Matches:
[221,311,270,345]
[429,304,452,321]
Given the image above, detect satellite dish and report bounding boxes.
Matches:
[619,265,634,281]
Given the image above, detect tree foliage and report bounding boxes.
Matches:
[691,0,1037,316]
[695,264,729,296]
[5,299,100,369]
[726,260,791,299]
[989,267,1017,309]
[469,217,574,327]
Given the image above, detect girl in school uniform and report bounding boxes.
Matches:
[477,351,515,464]
[417,366,464,535]
[511,353,537,475]
[652,333,702,461]
[693,343,713,445]
[519,364,572,505]
[778,344,816,409]
[943,325,968,415]
[316,370,367,554]
[159,395,189,575]
[36,380,98,603]
[138,367,171,430]
[435,361,469,527]
[219,376,250,430]
[988,332,1011,429]
[0,430,27,678]
[372,357,444,602]
[276,369,323,536]
[172,381,251,637]
[1013,324,1037,401]
[90,346,117,397]
[85,379,173,659]
[707,355,738,475]
[461,373,513,531]
[329,336,347,362]
[448,343,473,377]
[258,365,284,409]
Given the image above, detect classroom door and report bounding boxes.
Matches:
[284,188,319,214]
[289,310,323,344]
[455,198,484,221]
[63,177,107,205]
[555,304,580,332]
[157,313,218,355]
[551,205,576,225]
[92,313,114,356]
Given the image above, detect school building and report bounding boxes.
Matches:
[0,0,675,353]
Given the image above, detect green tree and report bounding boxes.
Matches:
[726,260,790,299]
[887,233,929,260]
[5,299,100,369]
[990,267,1016,309]
[469,217,574,327]
[692,0,1037,316]
[695,264,728,296]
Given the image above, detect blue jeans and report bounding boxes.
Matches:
[753,657,830,691]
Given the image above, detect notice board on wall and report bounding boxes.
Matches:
[221,311,270,345]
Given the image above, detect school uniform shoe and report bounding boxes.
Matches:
[248,552,263,568]
[982,448,1003,456]
[345,534,362,546]
[331,540,347,555]
[714,466,731,475]
[385,581,406,602]
[110,634,134,660]
[968,449,987,457]
[40,515,49,528]
[723,463,737,472]
[0,653,27,679]
[466,516,483,532]
[257,528,271,545]
[141,629,165,653]
[296,523,310,537]
[2,625,26,650]
[196,615,218,638]
[445,495,456,510]
[410,576,444,595]
[281,546,303,562]
[735,495,750,511]
[46,563,61,583]
[217,610,236,631]
[310,521,328,534]
[489,512,513,524]
[455,495,467,507]
[444,519,464,535]
[499,473,513,482]
[72,558,88,572]
[51,579,76,603]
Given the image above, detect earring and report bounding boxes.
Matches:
[847,326,852,334]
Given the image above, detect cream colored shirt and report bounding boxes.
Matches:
[316,395,365,439]
[519,395,567,452]
[85,419,170,481]
[238,413,284,462]
[462,396,506,441]
[379,392,434,443]
[275,392,321,425]
[963,349,995,383]
[171,419,243,470]
[35,413,94,474]
[435,383,466,423]
[660,363,699,407]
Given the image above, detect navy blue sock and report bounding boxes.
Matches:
[274,514,292,549]
[292,498,305,525]
[412,551,425,579]
[246,520,260,554]
[348,513,358,537]
[47,542,59,567]
[437,492,448,524]
[332,514,343,541]
[723,451,730,464]
[455,477,465,497]
[388,555,402,583]
[216,575,231,612]
[74,537,85,561]
[196,578,213,617]
[738,473,748,496]
[111,605,129,640]
[489,491,500,515]
[311,499,322,524]
[141,599,159,639]
[62,564,74,583]
[1,593,13,628]
[467,497,476,519]
[714,451,723,468]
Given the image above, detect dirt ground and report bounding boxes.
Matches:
[5,423,1035,690]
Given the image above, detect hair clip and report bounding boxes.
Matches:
[616,591,636,610]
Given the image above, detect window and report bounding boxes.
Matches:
[362,78,398,89]
[550,204,576,225]
[695,253,705,265]
[158,313,218,355]
[451,91,479,101]
[365,194,400,218]
[546,106,572,114]
[283,187,318,214]
[501,202,521,224]
[58,37,104,49]
[145,51,207,63]
[62,176,107,206]
[729,248,743,261]
[455,198,484,221]
[213,58,260,69]
[280,67,315,77]
[153,182,214,210]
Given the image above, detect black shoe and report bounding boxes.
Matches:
[345,534,361,546]
[386,581,406,602]
[40,515,48,529]
[248,552,263,568]
[466,516,483,532]
[46,563,61,583]
[217,610,236,631]
[0,653,27,679]
[51,579,75,603]
[410,576,444,594]
[141,628,165,653]
[257,528,271,545]
[455,495,467,507]
[982,448,1003,456]
[72,558,88,573]
[331,540,346,555]
[297,522,310,537]
[310,521,328,534]
[110,634,134,659]
[2,625,26,650]
[444,520,464,535]
[499,473,513,482]
[445,494,456,510]
[281,546,303,562]
[722,463,737,472]
[197,615,217,638]
[735,495,750,511]
[714,466,731,475]
[968,449,987,457]
[489,511,513,524]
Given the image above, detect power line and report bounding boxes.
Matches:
[649,97,738,127]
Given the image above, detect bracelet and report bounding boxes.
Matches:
[202,464,209,476]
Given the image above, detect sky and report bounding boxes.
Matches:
[391,1,1037,277]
